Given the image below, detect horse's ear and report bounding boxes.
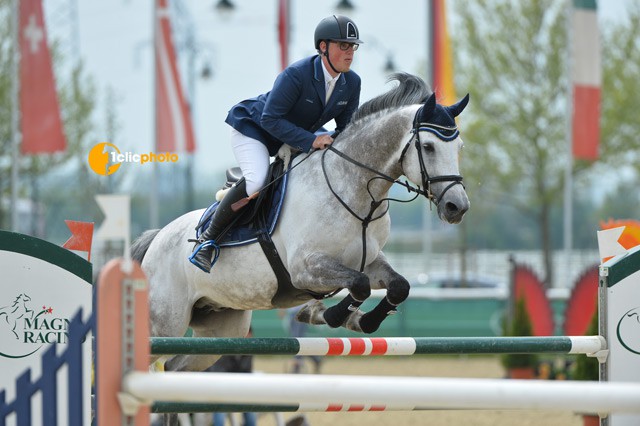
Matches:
[419,93,437,122]
[446,94,470,118]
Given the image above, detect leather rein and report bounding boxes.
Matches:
[321,107,465,273]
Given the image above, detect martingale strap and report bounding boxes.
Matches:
[256,228,293,306]
[258,226,339,304]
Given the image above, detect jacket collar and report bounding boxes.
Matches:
[313,55,345,106]
[313,55,324,83]
[313,55,344,85]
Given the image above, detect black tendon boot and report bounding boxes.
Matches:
[189,178,248,273]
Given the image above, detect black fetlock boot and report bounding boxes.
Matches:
[189,178,248,273]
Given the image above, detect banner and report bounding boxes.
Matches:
[155,0,196,153]
[19,0,66,153]
[430,0,456,106]
[278,0,289,71]
[572,0,600,161]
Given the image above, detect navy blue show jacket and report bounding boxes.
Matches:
[225,55,361,156]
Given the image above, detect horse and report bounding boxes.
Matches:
[0,293,34,339]
[132,73,470,376]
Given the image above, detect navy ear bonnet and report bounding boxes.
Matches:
[416,93,469,141]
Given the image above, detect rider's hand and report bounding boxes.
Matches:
[312,134,334,150]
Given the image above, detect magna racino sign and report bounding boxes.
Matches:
[0,231,92,425]
[0,293,76,358]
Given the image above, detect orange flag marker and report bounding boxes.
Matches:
[62,220,94,261]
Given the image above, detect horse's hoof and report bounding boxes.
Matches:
[343,310,364,333]
[295,300,327,325]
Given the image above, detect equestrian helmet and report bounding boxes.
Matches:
[314,15,363,50]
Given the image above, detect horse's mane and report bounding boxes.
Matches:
[349,72,432,124]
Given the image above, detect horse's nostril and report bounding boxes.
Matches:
[446,202,459,213]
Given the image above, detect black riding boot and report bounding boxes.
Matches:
[189,178,248,273]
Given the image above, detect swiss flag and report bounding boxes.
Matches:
[155,0,196,153]
[19,0,66,153]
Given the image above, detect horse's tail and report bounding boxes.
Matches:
[131,229,160,264]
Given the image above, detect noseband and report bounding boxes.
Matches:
[398,105,465,204]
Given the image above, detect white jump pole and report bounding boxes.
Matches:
[123,371,640,415]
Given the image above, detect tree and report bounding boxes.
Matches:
[599,2,640,171]
[597,180,640,223]
[501,297,538,372]
[451,1,640,286]
[453,0,569,287]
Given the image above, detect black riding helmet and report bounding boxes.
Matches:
[314,15,363,51]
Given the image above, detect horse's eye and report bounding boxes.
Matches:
[422,142,435,153]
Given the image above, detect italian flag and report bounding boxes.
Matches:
[572,0,601,161]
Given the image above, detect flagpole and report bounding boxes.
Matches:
[563,0,574,286]
[10,0,20,231]
[422,0,435,274]
[185,18,196,213]
[150,0,160,229]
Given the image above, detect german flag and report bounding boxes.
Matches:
[430,0,456,106]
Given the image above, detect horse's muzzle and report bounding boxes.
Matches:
[437,188,470,224]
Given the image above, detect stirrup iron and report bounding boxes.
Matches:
[188,240,221,273]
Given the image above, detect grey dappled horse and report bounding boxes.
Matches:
[132,73,469,375]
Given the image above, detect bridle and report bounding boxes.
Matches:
[321,106,465,273]
[398,104,465,204]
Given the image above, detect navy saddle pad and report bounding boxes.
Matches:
[195,164,288,248]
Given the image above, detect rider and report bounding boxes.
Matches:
[190,15,364,273]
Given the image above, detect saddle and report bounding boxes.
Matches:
[194,153,330,306]
[195,158,287,247]
[196,158,311,306]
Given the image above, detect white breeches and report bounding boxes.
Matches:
[230,128,271,195]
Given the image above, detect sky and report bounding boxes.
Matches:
[44,0,632,189]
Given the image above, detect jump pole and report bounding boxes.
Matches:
[123,371,640,415]
[96,247,640,425]
[150,335,606,356]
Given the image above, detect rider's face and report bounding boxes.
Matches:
[321,41,356,76]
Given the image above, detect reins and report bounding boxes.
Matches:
[322,145,421,273]
[231,149,317,212]
[321,107,465,273]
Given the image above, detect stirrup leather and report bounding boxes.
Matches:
[188,240,221,272]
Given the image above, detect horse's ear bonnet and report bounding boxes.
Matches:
[415,93,469,141]
[446,94,470,118]
[418,93,470,128]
